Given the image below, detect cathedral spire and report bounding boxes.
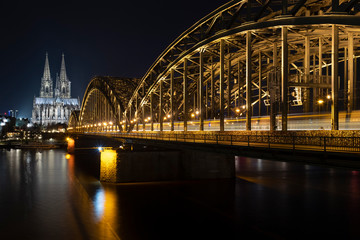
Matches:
[59,53,68,82]
[42,52,51,80]
[40,52,53,98]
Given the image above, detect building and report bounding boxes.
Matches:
[32,53,80,126]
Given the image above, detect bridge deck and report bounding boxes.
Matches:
[83,131,360,155]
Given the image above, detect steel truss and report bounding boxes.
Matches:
[70,0,360,132]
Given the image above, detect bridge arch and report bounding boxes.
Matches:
[68,110,80,131]
[122,0,360,132]
[75,76,139,132]
[70,0,360,133]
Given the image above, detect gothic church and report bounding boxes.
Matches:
[32,53,80,126]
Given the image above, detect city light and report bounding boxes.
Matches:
[327,95,331,100]
[317,99,324,104]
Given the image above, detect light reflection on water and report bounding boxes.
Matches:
[93,188,105,221]
[1,149,360,239]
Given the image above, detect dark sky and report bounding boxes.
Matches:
[0,0,229,118]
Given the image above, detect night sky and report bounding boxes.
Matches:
[0,0,229,118]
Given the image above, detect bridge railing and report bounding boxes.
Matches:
[89,131,360,154]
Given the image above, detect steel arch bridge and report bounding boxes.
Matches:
[69,0,360,133]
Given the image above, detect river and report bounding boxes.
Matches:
[0,148,359,239]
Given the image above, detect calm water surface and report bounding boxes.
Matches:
[0,148,360,239]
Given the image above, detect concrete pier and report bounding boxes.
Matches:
[100,148,235,183]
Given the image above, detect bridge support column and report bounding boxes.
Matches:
[211,67,215,119]
[220,39,225,131]
[259,52,262,116]
[66,137,75,154]
[319,37,323,110]
[159,79,163,132]
[170,69,175,131]
[281,26,288,131]
[199,49,204,131]
[246,31,252,131]
[270,43,277,131]
[99,148,235,183]
[348,32,354,112]
[150,93,154,131]
[142,104,145,131]
[183,58,188,132]
[304,35,310,113]
[331,24,339,130]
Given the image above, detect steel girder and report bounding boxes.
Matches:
[121,0,360,132]
[77,76,139,131]
[71,0,360,133]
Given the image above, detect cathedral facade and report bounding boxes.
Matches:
[32,53,80,126]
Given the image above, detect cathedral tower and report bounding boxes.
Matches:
[32,52,80,126]
[39,52,53,98]
[55,53,71,98]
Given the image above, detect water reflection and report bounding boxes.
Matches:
[1,149,360,239]
[93,189,105,221]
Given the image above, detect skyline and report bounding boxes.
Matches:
[0,0,228,118]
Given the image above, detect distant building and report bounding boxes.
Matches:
[32,53,80,126]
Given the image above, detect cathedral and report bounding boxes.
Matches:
[32,53,80,126]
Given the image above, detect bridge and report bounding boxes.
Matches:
[67,0,360,182]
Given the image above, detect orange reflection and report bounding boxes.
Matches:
[67,138,75,153]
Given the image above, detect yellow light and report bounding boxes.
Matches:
[103,122,107,126]
[145,119,148,122]
[164,117,167,120]
[235,108,240,113]
[109,121,113,125]
[195,111,199,115]
[100,149,117,170]
[242,105,246,109]
[191,113,195,118]
[147,117,151,120]
[318,99,324,104]
[167,114,171,118]
[101,149,116,159]
[65,154,71,160]
[327,95,331,100]
[66,137,70,141]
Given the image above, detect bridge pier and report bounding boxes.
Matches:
[99,147,235,183]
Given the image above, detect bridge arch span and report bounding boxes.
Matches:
[123,0,360,132]
[72,76,139,132]
[70,0,360,133]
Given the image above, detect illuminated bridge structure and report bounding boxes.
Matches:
[69,0,360,141]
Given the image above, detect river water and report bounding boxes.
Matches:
[0,148,360,239]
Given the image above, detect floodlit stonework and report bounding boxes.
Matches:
[32,53,80,126]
